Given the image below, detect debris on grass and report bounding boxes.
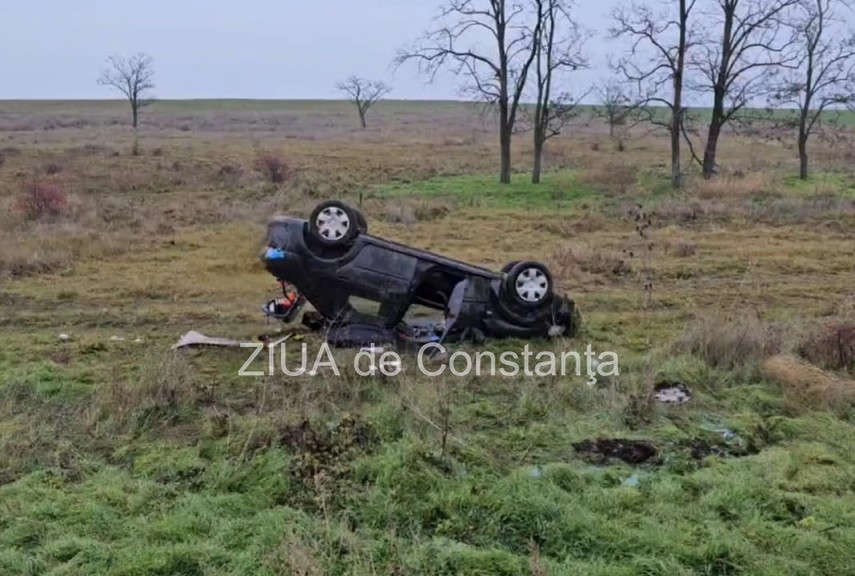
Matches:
[172,330,262,349]
[652,380,691,404]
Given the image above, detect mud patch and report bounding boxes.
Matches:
[572,438,659,465]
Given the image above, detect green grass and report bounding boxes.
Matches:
[2,360,854,575]
[373,170,597,210]
[783,172,855,197]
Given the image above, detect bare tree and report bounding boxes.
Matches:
[335,76,392,129]
[97,53,155,130]
[529,0,589,183]
[610,0,697,189]
[771,0,855,179]
[688,0,800,178]
[395,0,541,184]
[595,79,644,146]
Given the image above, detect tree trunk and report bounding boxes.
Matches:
[798,134,808,180]
[670,0,688,190]
[532,135,543,184]
[670,121,682,189]
[358,109,367,129]
[702,119,722,179]
[132,103,138,129]
[499,102,512,184]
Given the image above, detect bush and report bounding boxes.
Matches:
[254,152,290,184]
[15,180,68,220]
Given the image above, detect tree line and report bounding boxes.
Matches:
[98,0,854,185]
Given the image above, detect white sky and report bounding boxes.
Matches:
[0,0,620,100]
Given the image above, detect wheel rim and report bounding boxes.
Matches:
[316,206,350,241]
[515,267,548,303]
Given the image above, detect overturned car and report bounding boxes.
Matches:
[260,200,580,346]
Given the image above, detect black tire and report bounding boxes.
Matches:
[355,208,368,233]
[501,260,520,273]
[503,261,553,309]
[309,200,360,247]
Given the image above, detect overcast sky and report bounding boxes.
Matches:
[0,0,618,100]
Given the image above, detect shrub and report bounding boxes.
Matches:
[15,180,68,220]
[254,152,290,184]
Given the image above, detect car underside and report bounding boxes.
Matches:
[260,200,580,347]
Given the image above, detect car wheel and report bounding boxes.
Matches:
[310,200,359,246]
[504,261,553,308]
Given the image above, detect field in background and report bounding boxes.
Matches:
[1,100,854,576]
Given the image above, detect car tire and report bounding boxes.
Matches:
[355,208,368,233]
[504,261,553,309]
[309,200,360,247]
[501,260,520,273]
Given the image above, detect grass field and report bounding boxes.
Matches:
[1,99,854,576]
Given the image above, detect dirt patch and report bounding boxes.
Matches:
[572,438,658,465]
[574,432,759,467]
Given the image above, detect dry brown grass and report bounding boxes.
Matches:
[797,321,855,374]
[691,171,775,200]
[577,162,639,196]
[666,238,697,258]
[380,198,452,224]
[551,242,632,279]
[761,354,855,415]
[677,313,791,369]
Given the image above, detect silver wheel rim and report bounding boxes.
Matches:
[316,206,350,241]
[515,267,548,303]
